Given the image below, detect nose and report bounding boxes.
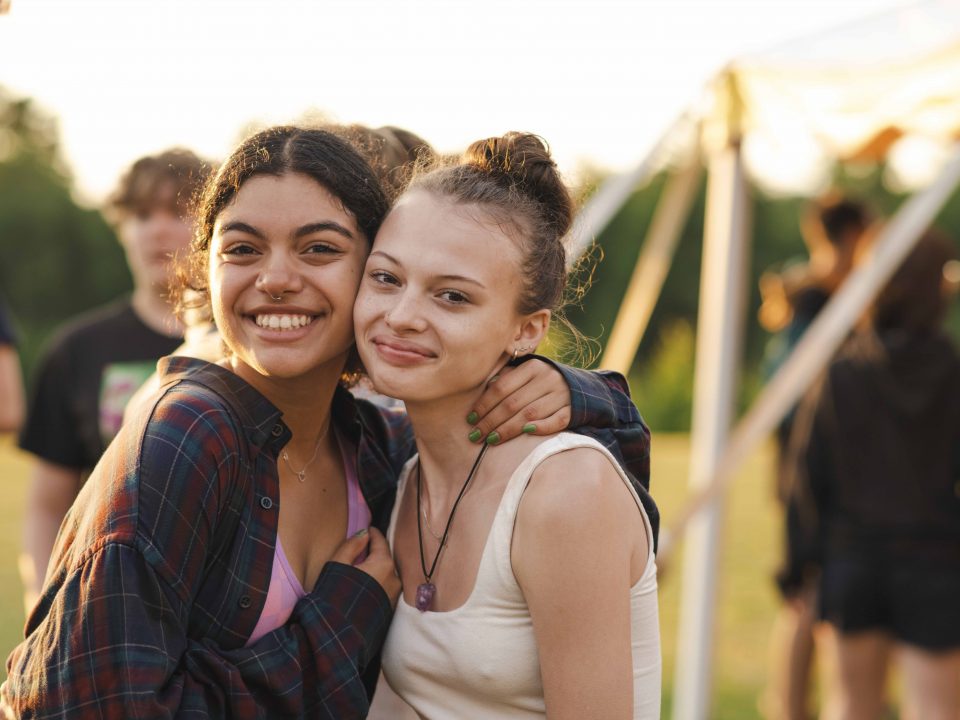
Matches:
[255,250,303,299]
[384,288,427,333]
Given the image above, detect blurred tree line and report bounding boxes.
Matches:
[0,87,131,385]
[1,83,959,431]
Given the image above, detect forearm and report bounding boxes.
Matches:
[19,462,81,611]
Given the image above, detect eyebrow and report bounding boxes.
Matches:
[219,220,356,241]
[369,250,486,288]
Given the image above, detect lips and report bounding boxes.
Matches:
[371,335,436,362]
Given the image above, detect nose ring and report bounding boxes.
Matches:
[270,293,283,302]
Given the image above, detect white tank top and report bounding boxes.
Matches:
[381,433,661,719]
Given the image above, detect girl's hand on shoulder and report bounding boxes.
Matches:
[331,528,401,608]
[468,359,571,445]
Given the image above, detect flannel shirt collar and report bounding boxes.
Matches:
[331,383,401,508]
[157,356,291,452]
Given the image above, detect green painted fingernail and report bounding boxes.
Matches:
[353,528,368,537]
[485,431,501,445]
[466,411,479,425]
[468,429,482,443]
[522,423,536,434]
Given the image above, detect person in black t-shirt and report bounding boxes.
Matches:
[17,149,211,612]
[0,294,24,434]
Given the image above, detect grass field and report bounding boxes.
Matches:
[0,433,785,718]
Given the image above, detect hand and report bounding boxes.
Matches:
[331,528,401,608]
[468,359,571,445]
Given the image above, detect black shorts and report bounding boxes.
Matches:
[819,551,960,651]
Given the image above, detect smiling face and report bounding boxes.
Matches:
[209,172,367,388]
[354,190,549,406]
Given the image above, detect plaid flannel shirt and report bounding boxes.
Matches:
[2,355,652,719]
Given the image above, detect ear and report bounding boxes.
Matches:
[509,309,551,356]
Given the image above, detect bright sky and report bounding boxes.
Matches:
[0,0,917,202]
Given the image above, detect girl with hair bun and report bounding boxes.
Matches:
[356,132,661,719]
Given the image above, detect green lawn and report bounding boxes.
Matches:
[0,433,785,718]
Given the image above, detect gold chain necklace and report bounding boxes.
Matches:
[418,472,444,540]
[281,421,331,483]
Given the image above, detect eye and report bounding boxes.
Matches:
[438,289,469,305]
[222,242,258,257]
[369,270,400,286]
[305,242,340,256]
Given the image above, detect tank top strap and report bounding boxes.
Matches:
[387,456,419,548]
[481,433,653,602]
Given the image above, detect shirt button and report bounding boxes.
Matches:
[260,496,273,510]
[238,595,252,609]
[271,423,284,437]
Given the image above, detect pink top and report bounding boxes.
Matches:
[246,430,371,646]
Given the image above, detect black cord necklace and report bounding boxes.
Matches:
[415,443,489,612]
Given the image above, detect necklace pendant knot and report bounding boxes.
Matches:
[415,582,436,612]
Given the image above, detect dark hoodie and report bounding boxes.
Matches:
[789,328,960,565]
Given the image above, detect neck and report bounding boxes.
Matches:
[131,285,183,338]
[229,357,343,452]
[405,390,490,497]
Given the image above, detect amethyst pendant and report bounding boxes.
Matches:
[415,582,436,612]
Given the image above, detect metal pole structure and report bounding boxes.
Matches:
[566,113,691,270]
[659,140,960,560]
[600,158,703,374]
[672,138,750,720]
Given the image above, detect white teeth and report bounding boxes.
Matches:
[255,314,313,330]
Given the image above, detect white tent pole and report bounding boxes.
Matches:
[600,158,703,374]
[659,140,960,561]
[566,114,690,269]
[672,138,750,720]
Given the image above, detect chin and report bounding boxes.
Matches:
[365,366,431,404]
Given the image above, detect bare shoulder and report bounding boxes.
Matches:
[519,443,635,529]
[513,441,650,586]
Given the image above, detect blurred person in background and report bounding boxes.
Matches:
[758,194,873,720]
[0,294,24,433]
[786,228,960,720]
[16,148,210,612]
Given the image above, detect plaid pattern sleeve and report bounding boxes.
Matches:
[1,367,392,719]
[530,357,659,549]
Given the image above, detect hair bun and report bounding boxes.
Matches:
[464,132,573,239]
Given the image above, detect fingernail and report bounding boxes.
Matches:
[485,431,501,445]
[353,528,368,537]
[468,429,482,443]
[522,423,536,434]
[466,411,479,425]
